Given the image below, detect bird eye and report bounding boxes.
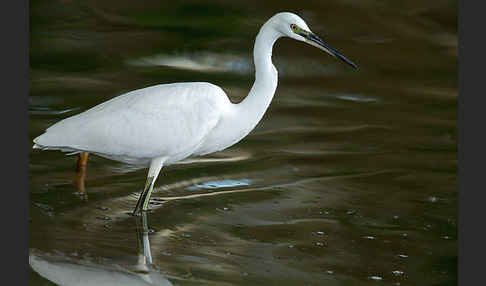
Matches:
[290,24,297,31]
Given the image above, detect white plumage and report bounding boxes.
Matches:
[34,82,229,165]
[33,12,356,214]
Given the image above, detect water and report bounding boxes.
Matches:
[29,1,457,285]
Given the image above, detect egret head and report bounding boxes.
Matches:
[271,12,357,69]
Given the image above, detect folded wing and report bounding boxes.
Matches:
[33,82,228,161]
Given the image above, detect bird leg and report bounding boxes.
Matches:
[76,152,89,172]
[74,166,88,201]
[133,176,155,215]
[133,157,165,215]
[74,152,89,200]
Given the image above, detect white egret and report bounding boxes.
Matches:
[33,12,357,214]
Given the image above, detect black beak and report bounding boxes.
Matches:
[305,32,357,69]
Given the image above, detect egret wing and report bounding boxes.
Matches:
[34,82,228,161]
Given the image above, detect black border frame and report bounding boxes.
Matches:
[3,0,29,285]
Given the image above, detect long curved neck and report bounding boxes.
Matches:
[235,21,281,133]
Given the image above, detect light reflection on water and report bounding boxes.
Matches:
[29,107,81,116]
[127,52,252,74]
[335,94,378,103]
[186,179,252,191]
[127,52,338,77]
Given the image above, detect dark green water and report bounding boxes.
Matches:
[29,1,457,285]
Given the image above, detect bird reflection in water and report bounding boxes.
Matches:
[29,213,173,286]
